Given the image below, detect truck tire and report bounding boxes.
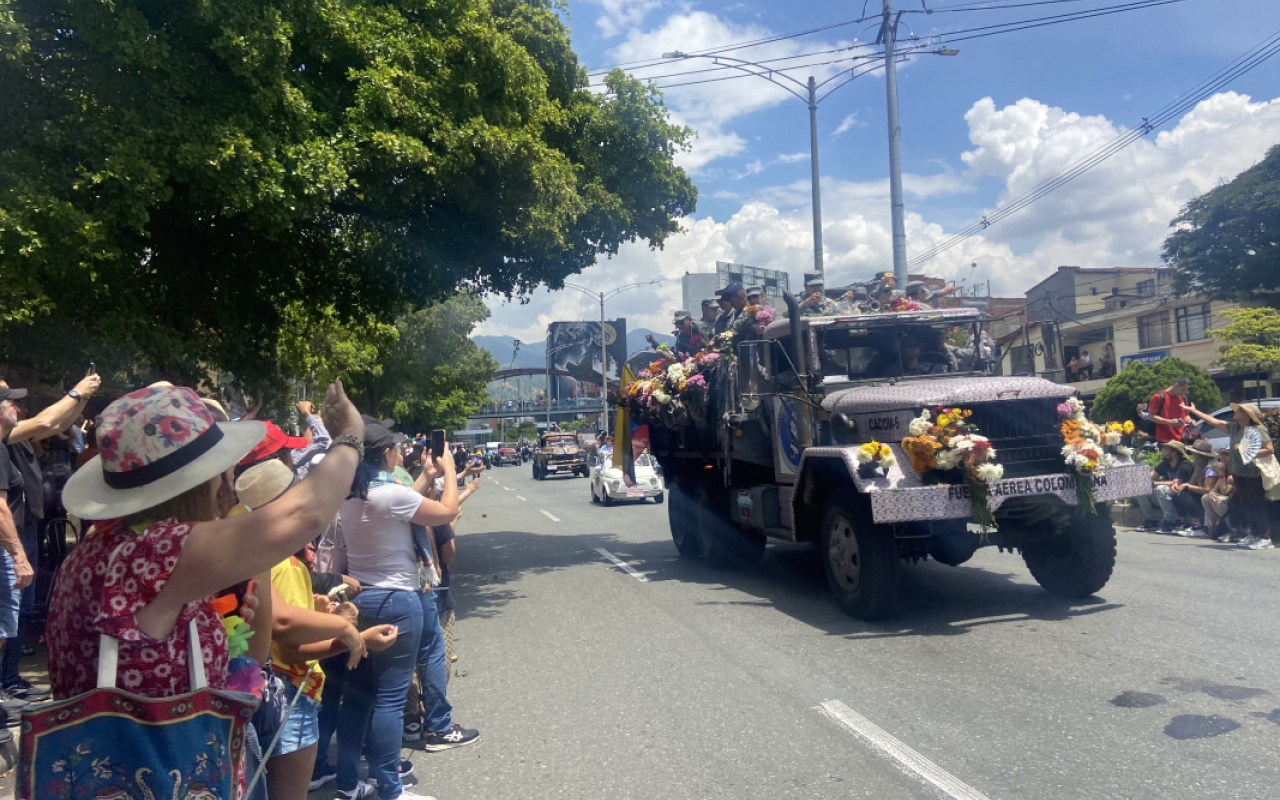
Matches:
[667,481,700,559]
[653,493,664,505]
[820,491,899,620]
[1022,510,1116,598]
[693,479,764,569]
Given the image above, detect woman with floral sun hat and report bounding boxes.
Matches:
[47,381,365,701]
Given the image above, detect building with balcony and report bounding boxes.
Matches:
[1000,266,1272,399]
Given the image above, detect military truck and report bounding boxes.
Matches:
[532,432,589,479]
[649,294,1152,620]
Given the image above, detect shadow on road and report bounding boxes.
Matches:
[455,525,1123,639]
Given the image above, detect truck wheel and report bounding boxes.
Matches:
[1022,510,1116,598]
[654,493,665,505]
[694,479,764,569]
[821,491,899,620]
[667,482,700,559]
[603,491,614,507]
[591,483,600,504]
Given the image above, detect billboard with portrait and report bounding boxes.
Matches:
[546,320,628,403]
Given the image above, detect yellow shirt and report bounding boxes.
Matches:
[270,556,326,701]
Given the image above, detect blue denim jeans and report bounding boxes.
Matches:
[1,520,37,684]
[312,654,348,777]
[416,590,453,735]
[335,588,424,798]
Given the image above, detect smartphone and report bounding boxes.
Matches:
[88,362,96,376]
[431,429,446,459]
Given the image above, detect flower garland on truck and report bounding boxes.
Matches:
[901,406,1003,529]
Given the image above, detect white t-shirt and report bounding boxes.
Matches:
[340,483,423,592]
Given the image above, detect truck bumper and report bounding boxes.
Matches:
[800,446,1154,524]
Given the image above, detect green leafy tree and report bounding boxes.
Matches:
[1089,356,1222,424]
[352,293,499,432]
[514,420,539,441]
[0,0,696,387]
[1163,144,1280,303]
[1210,307,1280,376]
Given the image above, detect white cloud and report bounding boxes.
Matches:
[584,0,664,38]
[608,12,868,174]
[477,91,1280,341]
[832,112,868,138]
[778,152,809,163]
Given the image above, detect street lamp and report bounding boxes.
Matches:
[561,279,664,434]
[662,43,954,280]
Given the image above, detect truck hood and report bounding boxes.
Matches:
[822,376,1072,415]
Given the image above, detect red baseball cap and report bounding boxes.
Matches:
[238,421,309,466]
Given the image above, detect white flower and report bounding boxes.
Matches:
[666,363,687,382]
[653,390,671,405]
[908,412,932,437]
[986,446,997,460]
[1104,432,1122,446]
[935,450,959,470]
[1064,397,1085,416]
[854,448,874,464]
[879,452,897,470]
[718,331,735,342]
[976,463,1004,483]
[1115,445,1134,459]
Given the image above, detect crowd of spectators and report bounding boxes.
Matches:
[0,372,486,799]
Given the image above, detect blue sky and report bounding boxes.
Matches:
[478,0,1280,341]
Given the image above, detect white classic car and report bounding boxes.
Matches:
[590,452,665,505]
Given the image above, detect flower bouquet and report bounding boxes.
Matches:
[746,304,777,334]
[855,440,897,478]
[1101,419,1138,461]
[1057,397,1111,515]
[887,297,923,313]
[901,406,1002,528]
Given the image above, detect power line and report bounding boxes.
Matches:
[907,28,1280,268]
[589,0,1193,92]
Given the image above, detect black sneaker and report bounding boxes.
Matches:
[0,706,17,729]
[1134,519,1161,532]
[1159,521,1175,534]
[6,677,50,700]
[0,688,30,713]
[0,728,12,746]
[423,723,481,752]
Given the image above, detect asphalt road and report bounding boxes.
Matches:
[322,464,1280,800]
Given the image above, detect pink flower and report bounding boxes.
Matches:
[1057,402,1075,418]
[756,307,776,326]
[157,415,193,442]
[119,452,145,472]
[686,374,707,388]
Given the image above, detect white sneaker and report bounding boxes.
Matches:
[1237,536,1259,548]
[1187,529,1209,539]
[336,784,376,800]
[393,791,438,800]
[1247,538,1275,550]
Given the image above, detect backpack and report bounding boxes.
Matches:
[1146,391,1168,438]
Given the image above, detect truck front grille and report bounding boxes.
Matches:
[966,398,1066,479]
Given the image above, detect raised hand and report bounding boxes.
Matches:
[321,380,364,441]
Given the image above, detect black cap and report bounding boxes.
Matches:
[717,282,744,300]
[362,423,401,458]
[700,298,717,308]
[0,386,28,402]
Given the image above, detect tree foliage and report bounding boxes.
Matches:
[1164,144,1280,303]
[0,0,696,389]
[1089,356,1222,424]
[349,293,499,433]
[1210,307,1280,376]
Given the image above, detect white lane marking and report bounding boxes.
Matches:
[540,510,561,522]
[817,701,989,800]
[491,479,500,485]
[503,486,512,492]
[595,548,649,582]
[515,495,528,502]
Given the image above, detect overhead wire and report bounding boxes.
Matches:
[586,0,1193,87]
[906,28,1280,267]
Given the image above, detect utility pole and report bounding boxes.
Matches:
[808,76,824,278]
[598,293,609,435]
[883,0,909,289]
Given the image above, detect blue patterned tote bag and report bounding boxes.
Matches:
[18,619,258,799]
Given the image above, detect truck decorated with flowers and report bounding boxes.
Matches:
[621,294,1152,619]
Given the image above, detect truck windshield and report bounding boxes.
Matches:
[816,321,986,382]
[543,436,576,447]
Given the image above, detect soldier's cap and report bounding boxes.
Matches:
[905,280,929,294]
[700,298,718,308]
[716,282,744,300]
[672,310,692,323]
[804,276,825,287]
[745,285,764,296]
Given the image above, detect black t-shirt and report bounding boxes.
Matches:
[1153,458,1193,484]
[432,524,457,615]
[0,446,23,528]
[6,441,42,523]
